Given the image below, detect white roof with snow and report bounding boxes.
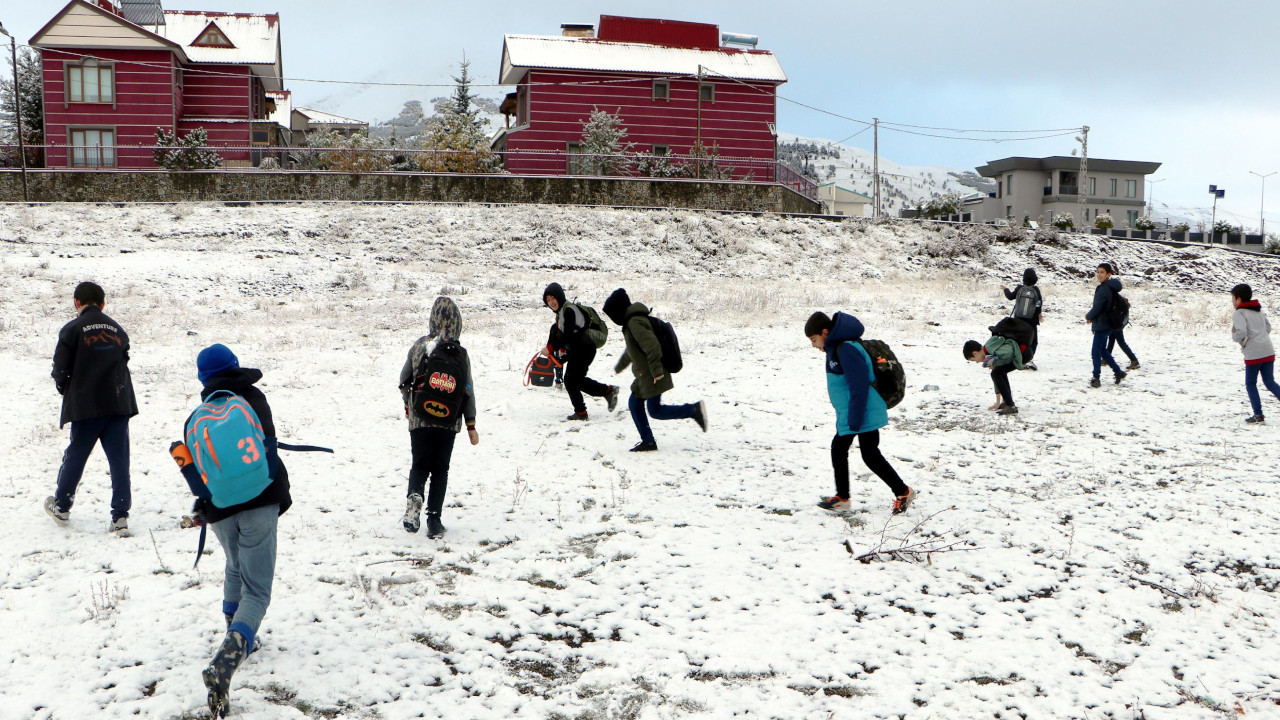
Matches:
[267,90,292,129]
[160,11,281,66]
[500,34,787,85]
[295,107,367,128]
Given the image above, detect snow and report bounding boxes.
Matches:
[161,11,281,67]
[501,34,787,85]
[2,202,1280,718]
[294,107,368,128]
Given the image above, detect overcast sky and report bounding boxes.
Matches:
[8,0,1280,225]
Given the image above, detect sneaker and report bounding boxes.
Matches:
[1114,371,1127,385]
[606,386,620,412]
[203,630,249,719]
[629,441,658,452]
[817,495,851,511]
[425,514,446,539]
[1128,361,1140,370]
[108,517,130,536]
[997,404,1019,415]
[1246,415,1266,424]
[892,487,917,515]
[692,400,708,432]
[1090,378,1101,388]
[402,493,423,534]
[1024,362,1038,371]
[567,411,589,421]
[44,496,69,525]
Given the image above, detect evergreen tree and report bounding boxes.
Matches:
[578,107,635,176]
[410,56,499,173]
[450,56,485,130]
[1,47,45,167]
[153,128,223,170]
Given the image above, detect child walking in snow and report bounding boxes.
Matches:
[1231,284,1280,423]
[806,311,915,514]
[541,282,620,421]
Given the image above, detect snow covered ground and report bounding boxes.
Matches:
[2,203,1280,719]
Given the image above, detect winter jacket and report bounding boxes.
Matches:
[984,335,1025,370]
[1086,277,1124,333]
[547,303,590,347]
[613,303,674,399]
[1232,301,1276,365]
[51,305,139,428]
[181,367,292,523]
[823,312,888,436]
[399,297,477,432]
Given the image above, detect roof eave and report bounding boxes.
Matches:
[31,0,188,62]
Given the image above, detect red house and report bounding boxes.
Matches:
[30,0,284,168]
[495,15,786,179]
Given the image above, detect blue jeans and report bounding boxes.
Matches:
[1106,329,1138,364]
[1245,362,1280,416]
[211,503,279,651]
[1091,330,1122,379]
[628,392,698,444]
[54,415,131,519]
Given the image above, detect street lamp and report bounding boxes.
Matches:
[1249,170,1276,237]
[0,21,28,202]
[1209,185,1225,241]
[1146,177,1165,221]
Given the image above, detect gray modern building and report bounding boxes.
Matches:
[974,156,1162,228]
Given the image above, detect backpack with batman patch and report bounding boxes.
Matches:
[403,341,468,427]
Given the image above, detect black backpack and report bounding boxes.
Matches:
[990,317,1034,350]
[1107,293,1130,329]
[1012,286,1041,321]
[644,314,683,374]
[402,341,468,426]
[853,339,906,409]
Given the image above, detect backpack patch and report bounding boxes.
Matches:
[1107,293,1130,329]
[645,315,683,374]
[406,341,468,425]
[854,339,906,409]
[1012,286,1041,320]
[184,390,271,509]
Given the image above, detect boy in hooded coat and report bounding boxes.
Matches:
[399,297,479,538]
[1084,263,1128,387]
[602,288,706,452]
[1231,283,1280,423]
[541,282,620,420]
[806,311,916,514]
[1003,267,1043,369]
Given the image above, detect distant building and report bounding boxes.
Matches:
[30,0,286,168]
[292,107,368,139]
[494,15,786,178]
[975,156,1162,228]
[817,182,870,217]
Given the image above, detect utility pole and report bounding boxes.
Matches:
[1250,170,1275,237]
[872,117,880,219]
[0,22,29,203]
[1145,178,1164,219]
[1209,184,1225,240]
[1076,126,1088,226]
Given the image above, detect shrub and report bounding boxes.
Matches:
[153,128,223,170]
[1052,213,1074,230]
[1172,222,1191,233]
[923,230,990,259]
[1133,216,1157,231]
[1265,233,1280,254]
[1094,213,1114,230]
[1212,220,1239,235]
[916,192,962,218]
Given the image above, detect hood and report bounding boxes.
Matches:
[824,312,865,350]
[1023,268,1038,286]
[429,296,462,341]
[1239,300,1263,311]
[543,282,566,310]
[603,288,632,326]
[1103,277,1123,293]
[202,367,264,396]
[622,302,651,323]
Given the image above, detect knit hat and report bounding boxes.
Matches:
[602,288,631,326]
[1022,268,1038,286]
[543,282,567,309]
[197,344,239,384]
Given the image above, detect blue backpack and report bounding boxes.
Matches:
[184,390,271,508]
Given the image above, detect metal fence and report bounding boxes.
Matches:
[0,143,820,201]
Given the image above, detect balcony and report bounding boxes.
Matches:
[1057,185,1078,196]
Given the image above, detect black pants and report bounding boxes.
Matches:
[55,414,131,520]
[407,427,457,516]
[831,430,908,499]
[564,337,610,414]
[1027,324,1039,362]
[991,364,1015,406]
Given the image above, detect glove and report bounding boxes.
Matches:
[170,440,193,469]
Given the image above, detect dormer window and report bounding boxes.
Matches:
[193,21,235,48]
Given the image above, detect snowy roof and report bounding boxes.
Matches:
[295,107,367,128]
[160,11,281,66]
[500,34,787,85]
[818,182,872,201]
[267,90,292,129]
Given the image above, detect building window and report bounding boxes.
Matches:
[1109,178,1118,197]
[566,142,588,175]
[67,60,114,104]
[699,83,714,103]
[1127,210,1139,227]
[193,21,235,48]
[652,80,670,101]
[1126,180,1137,198]
[517,86,529,126]
[1006,205,1012,218]
[997,180,1003,198]
[1007,174,1013,196]
[653,144,670,157]
[69,128,116,168]
[1088,177,1096,196]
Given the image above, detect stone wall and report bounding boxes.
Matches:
[0,170,820,213]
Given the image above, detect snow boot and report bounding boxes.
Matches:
[1246,415,1266,424]
[402,493,423,534]
[1127,361,1141,370]
[425,513,446,540]
[1114,371,1127,385]
[1090,378,1101,388]
[202,630,249,719]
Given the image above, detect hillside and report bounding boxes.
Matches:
[2,204,1279,718]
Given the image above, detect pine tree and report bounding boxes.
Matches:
[153,128,224,170]
[450,56,485,130]
[1,47,45,166]
[578,107,635,176]
[411,56,499,173]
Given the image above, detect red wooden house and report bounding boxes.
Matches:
[29,0,284,168]
[495,15,787,179]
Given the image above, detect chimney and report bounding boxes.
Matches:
[560,23,595,38]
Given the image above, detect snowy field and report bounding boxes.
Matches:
[2,203,1280,719]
